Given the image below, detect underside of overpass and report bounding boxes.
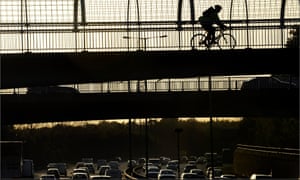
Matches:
[1,48,298,89]
[2,89,298,125]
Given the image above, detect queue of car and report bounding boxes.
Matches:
[39,158,123,180]
[38,155,273,180]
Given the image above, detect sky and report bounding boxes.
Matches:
[13,117,243,129]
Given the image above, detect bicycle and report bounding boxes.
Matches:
[190,28,236,50]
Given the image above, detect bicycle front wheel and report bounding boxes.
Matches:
[217,34,236,49]
[190,33,208,50]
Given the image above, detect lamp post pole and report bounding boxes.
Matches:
[123,35,167,51]
[175,128,183,178]
[208,75,215,179]
[123,35,167,92]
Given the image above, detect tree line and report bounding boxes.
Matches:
[1,117,299,169]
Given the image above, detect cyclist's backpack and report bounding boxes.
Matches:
[203,7,214,17]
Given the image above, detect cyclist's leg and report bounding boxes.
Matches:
[201,24,209,39]
[205,25,215,44]
[210,26,216,43]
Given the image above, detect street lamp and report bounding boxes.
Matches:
[123,35,167,92]
[123,35,167,51]
[174,127,183,177]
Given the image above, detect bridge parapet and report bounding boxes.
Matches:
[233,144,300,178]
[0,0,299,53]
[1,75,298,95]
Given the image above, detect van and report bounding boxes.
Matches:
[22,159,34,178]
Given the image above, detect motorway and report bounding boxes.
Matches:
[34,162,128,180]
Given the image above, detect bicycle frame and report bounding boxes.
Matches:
[190,28,236,50]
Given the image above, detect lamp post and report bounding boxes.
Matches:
[123,35,167,92]
[208,75,215,179]
[123,35,167,51]
[174,128,183,178]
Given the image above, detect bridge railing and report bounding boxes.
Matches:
[0,19,299,53]
[1,75,298,94]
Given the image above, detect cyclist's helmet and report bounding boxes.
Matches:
[214,5,222,12]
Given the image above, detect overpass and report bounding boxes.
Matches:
[0,0,299,124]
[2,88,298,125]
[1,48,298,89]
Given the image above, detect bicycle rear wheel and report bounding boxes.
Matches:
[217,34,236,49]
[190,33,208,50]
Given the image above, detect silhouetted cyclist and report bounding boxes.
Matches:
[199,5,226,44]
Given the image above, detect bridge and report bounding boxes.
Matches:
[0,0,299,124]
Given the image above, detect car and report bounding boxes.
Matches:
[180,172,201,180]
[47,163,67,176]
[158,169,176,180]
[47,168,60,179]
[158,174,176,180]
[249,173,272,179]
[75,161,85,168]
[148,165,160,172]
[220,174,237,179]
[40,174,57,180]
[73,168,89,178]
[183,164,197,173]
[97,159,107,170]
[240,76,297,90]
[166,160,178,171]
[105,168,122,179]
[148,171,160,179]
[84,162,95,174]
[72,172,89,180]
[206,167,222,179]
[99,165,111,175]
[149,158,161,168]
[189,169,205,178]
[108,160,119,169]
[90,175,111,179]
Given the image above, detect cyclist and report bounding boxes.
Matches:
[199,5,226,45]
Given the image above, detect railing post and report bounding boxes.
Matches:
[198,77,201,91]
[168,79,171,92]
[228,77,232,90]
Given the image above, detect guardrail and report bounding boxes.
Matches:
[1,75,298,95]
[1,19,299,53]
[233,144,300,178]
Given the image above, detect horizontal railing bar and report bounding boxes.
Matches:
[0,18,299,27]
[0,25,297,33]
[1,76,297,95]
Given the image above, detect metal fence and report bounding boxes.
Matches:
[0,0,299,53]
[2,75,298,94]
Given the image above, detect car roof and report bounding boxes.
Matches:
[73,172,89,177]
[47,168,60,172]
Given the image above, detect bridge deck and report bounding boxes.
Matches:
[2,89,298,125]
[1,48,298,89]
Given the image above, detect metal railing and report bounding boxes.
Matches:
[1,75,297,95]
[1,0,299,53]
[0,19,299,53]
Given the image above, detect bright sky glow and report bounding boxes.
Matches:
[0,0,299,52]
[1,0,299,23]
